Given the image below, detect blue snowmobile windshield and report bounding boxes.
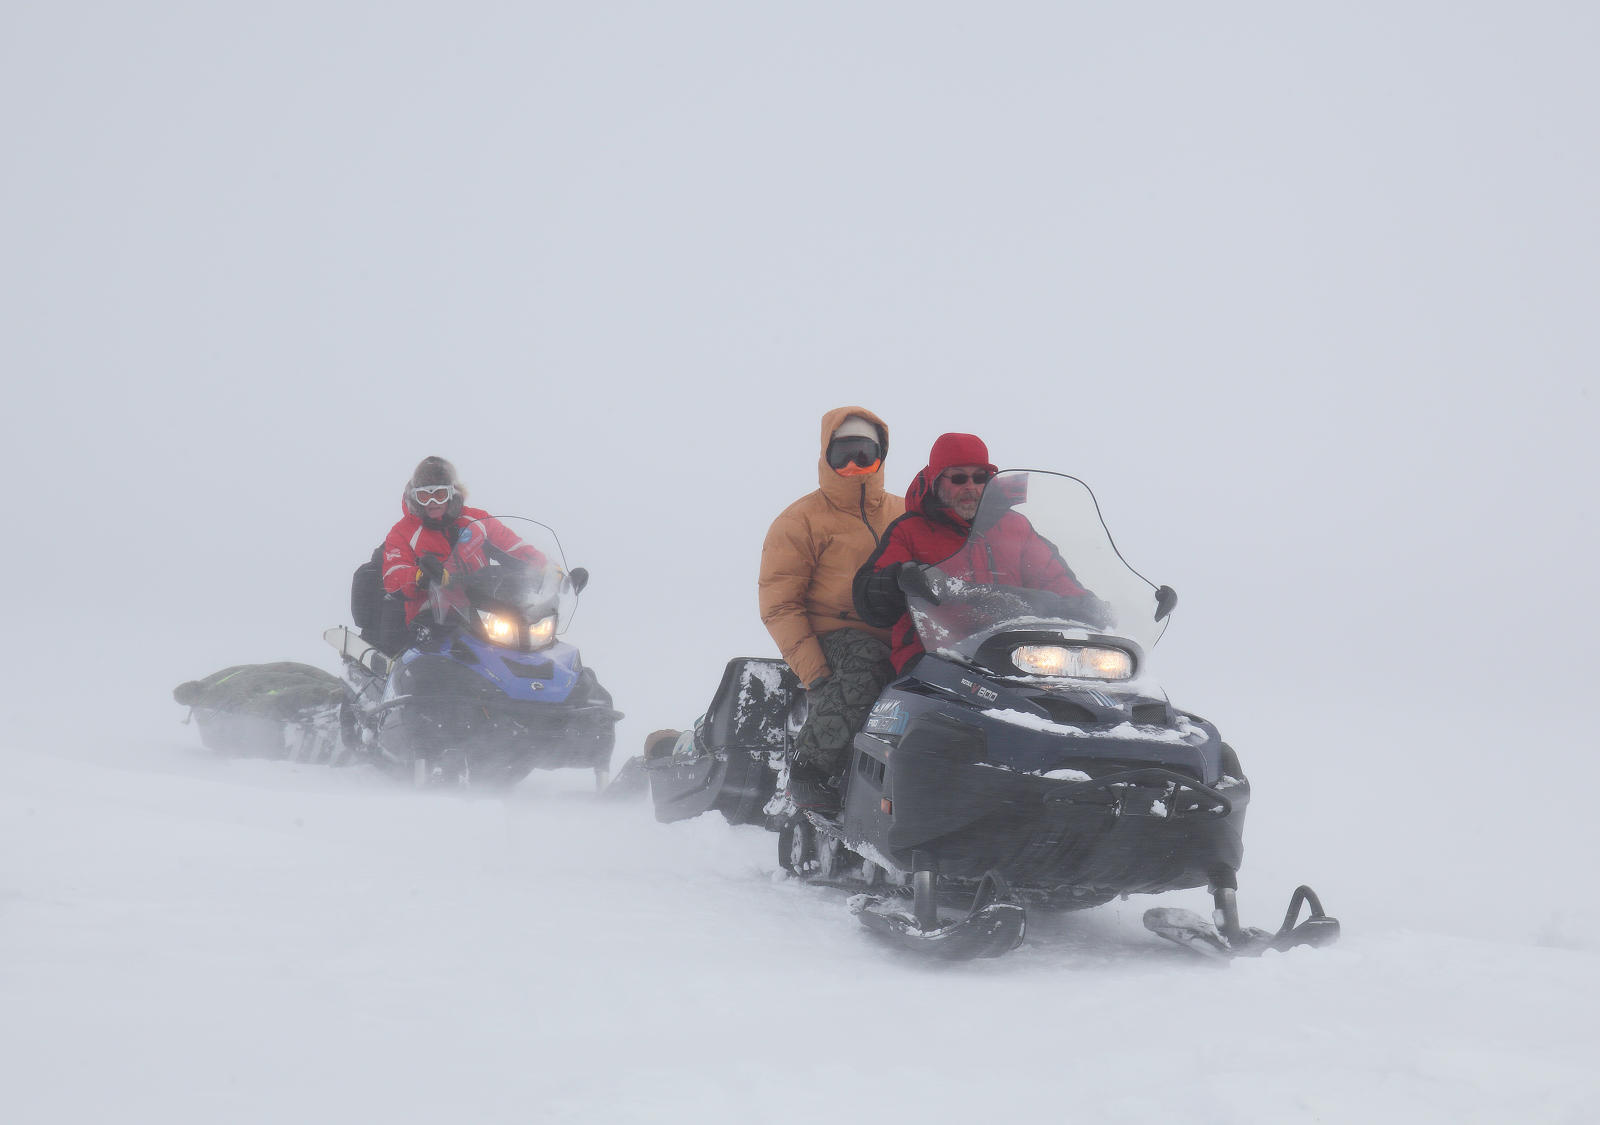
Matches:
[908,471,1169,664]
[422,516,580,635]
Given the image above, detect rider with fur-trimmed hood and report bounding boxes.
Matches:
[382,456,546,625]
[759,408,906,812]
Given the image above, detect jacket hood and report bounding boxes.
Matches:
[904,432,998,527]
[816,405,891,509]
[402,456,468,522]
[904,469,959,526]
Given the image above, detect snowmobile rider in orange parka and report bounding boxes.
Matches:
[759,408,906,812]
[382,456,547,627]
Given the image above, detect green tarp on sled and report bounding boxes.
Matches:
[174,662,346,762]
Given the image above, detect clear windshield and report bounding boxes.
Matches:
[909,471,1169,665]
[423,516,579,637]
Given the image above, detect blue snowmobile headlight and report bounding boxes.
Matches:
[479,610,518,645]
[525,614,557,649]
[1012,644,1133,680]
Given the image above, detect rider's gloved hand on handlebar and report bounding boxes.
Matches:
[895,562,941,606]
[415,553,449,589]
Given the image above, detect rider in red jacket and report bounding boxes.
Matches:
[382,457,547,626]
[853,433,1092,672]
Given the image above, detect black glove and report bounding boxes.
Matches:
[415,553,448,589]
[896,562,941,605]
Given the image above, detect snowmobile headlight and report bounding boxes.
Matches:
[1011,644,1133,680]
[479,610,518,645]
[525,614,557,649]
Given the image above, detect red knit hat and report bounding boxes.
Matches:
[926,433,998,478]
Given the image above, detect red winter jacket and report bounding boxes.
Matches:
[854,470,1088,672]
[382,504,547,623]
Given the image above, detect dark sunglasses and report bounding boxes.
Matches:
[827,436,882,470]
[943,471,991,486]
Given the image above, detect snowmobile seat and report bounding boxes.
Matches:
[644,658,801,826]
[700,658,803,755]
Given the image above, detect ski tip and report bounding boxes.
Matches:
[1143,906,1233,959]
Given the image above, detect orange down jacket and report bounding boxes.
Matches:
[758,406,906,687]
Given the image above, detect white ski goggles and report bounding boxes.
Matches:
[411,484,457,506]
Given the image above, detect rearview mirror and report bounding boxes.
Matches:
[1154,585,1177,621]
[568,566,590,594]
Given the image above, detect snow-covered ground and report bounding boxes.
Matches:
[5,731,1594,1124]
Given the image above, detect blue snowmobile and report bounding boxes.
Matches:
[327,516,622,790]
[638,472,1337,959]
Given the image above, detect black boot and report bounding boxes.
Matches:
[787,762,842,815]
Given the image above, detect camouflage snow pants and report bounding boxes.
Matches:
[790,628,894,777]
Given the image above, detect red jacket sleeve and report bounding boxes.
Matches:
[873,521,919,571]
[480,516,549,570]
[1020,529,1088,597]
[382,522,420,599]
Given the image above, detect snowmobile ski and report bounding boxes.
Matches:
[851,870,1026,960]
[1144,885,1341,959]
[854,898,1027,960]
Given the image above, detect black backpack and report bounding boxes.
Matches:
[350,547,385,635]
[351,547,411,656]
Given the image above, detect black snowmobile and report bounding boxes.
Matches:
[325,516,622,790]
[636,471,1338,960]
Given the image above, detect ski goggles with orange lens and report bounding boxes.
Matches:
[411,484,457,506]
[827,436,883,473]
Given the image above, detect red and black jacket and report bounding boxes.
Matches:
[853,470,1088,672]
[382,504,546,624]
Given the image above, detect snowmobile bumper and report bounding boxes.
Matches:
[856,714,1249,895]
[376,694,621,773]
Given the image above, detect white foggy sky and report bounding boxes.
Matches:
[3,3,1595,791]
